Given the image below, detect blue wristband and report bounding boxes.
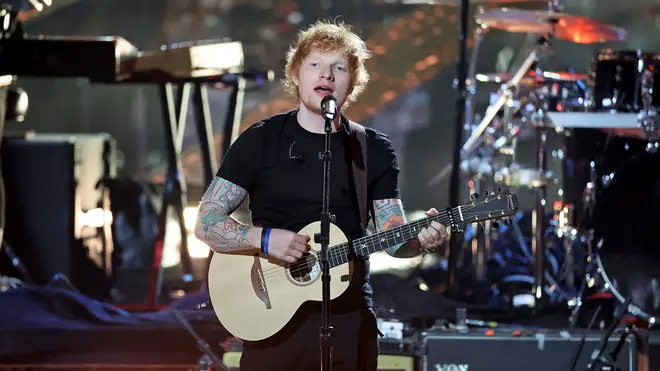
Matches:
[261,228,271,255]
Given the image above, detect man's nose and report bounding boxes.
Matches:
[320,66,334,81]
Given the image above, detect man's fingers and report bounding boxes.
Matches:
[420,228,433,243]
[289,249,303,259]
[294,234,310,244]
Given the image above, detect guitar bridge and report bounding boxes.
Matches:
[251,255,272,309]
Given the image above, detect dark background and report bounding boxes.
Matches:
[7,0,660,211]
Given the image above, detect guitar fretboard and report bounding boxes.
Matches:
[327,210,458,268]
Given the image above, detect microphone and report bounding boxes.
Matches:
[321,95,337,119]
[289,153,305,163]
[288,141,305,164]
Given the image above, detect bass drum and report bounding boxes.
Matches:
[572,128,660,324]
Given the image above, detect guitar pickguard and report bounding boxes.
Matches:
[251,256,272,309]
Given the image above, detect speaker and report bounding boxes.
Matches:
[421,328,642,371]
[0,132,116,299]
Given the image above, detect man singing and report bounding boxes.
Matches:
[195,20,448,371]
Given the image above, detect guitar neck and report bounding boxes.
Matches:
[328,208,459,268]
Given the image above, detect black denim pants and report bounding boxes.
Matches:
[239,305,379,371]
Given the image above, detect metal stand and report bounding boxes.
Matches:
[469,179,493,282]
[461,43,540,156]
[0,6,22,282]
[531,122,548,309]
[463,25,489,132]
[462,26,493,284]
[447,0,471,297]
[586,297,632,371]
[1,241,33,283]
[639,69,659,153]
[568,246,597,328]
[147,79,242,308]
[148,83,194,308]
[459,33,551,310]
[220,77,247,162]
[315,96,337,371]
[173,309,227,371]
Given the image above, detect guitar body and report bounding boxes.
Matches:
[207,188,520,342]
[207,221,354,342]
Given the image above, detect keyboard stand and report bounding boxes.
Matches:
[121,72,257,309]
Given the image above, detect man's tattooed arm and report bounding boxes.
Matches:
[373,199,424,258]
[194,176,261,253]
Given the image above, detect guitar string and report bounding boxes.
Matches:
[259,207,501,282]
[258,200,505,280]
[258,196,504,278]
[256,210,495,286]
[259,212,452,279]
[263,214,470,281]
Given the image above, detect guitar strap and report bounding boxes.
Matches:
[342,116,372,235]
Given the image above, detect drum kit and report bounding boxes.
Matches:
[455,0,660,326]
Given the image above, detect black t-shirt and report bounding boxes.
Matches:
[217,109,400,311]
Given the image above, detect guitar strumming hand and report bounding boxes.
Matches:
[260,229,312,263]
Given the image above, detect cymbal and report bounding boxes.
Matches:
[476,8,628,44]
[476,70,587,86]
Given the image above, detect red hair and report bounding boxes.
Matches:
[283,20,372,105]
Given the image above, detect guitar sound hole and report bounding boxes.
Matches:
[288,253,320,283]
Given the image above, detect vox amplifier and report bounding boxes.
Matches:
[420,328,647,371]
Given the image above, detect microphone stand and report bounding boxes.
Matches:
[316,98,336,371]
[586,296,632,371]
[447,0,470,297]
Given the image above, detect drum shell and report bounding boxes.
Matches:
[589,49,660,112]
[568,128,660,320]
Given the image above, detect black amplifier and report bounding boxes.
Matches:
[1,132,117,299]
[419,328,646,371]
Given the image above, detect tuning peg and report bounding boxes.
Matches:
[470,192,479,201]
[503,218,512,226]
[498,186,503,193]
[485,189,490,196]
[492,221,500,229]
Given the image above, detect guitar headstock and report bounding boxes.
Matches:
[449,187,519,232]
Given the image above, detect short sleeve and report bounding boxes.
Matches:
[216,122,264,192]
[368,129,401,200]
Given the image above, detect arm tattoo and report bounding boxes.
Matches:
[374,199,406,231]
[198,204,251,251]
[196,177,253,252]
[202,176,246,214]
[373,198,418,258]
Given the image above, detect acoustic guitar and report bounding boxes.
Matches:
[207,188,519,341]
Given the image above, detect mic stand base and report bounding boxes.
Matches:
[172,309,227,371]
[588,324,634,371]
[585,297,632,371]
[568,252,598,328]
